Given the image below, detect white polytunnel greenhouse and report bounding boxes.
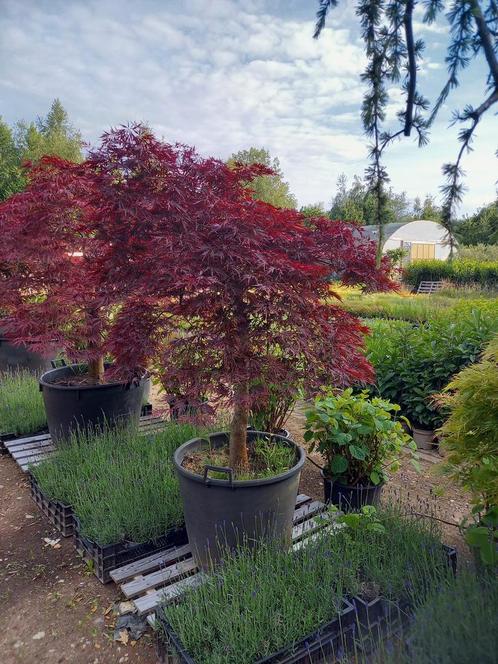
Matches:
[362,220,451,262]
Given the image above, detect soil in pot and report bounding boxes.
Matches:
[412,427,435,450]
[322,470,384,511]
[40,363,148,444]
[174,430,305,570]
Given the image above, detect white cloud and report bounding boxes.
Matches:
[0,0,494,213]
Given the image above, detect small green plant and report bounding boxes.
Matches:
[31,421,215,545]
[437,336,498,566]
[0,369,47,435]
[304,389,417,486]
[334,504,386,536]
[195,437,296,481]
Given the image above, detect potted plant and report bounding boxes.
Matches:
[107,139,395,568]
[304,389,418,510]
[436,336,498,568]
[0,128,179,442]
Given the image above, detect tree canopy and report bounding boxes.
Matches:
[456,201,498,246]
[227,147,297,209]
[329,173,435,226]
[0,99,83,201]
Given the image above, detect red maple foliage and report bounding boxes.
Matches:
[0,125,188,382]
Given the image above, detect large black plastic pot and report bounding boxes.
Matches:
[322,470,384,511]
[0,336,53,373]
[39,364,148,444]
[173,430,306,570]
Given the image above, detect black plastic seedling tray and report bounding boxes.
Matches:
[74,517,188,584]
[157,599,356,664]
[28,471,74,537]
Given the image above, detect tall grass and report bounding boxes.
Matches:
[340,291,498,323]
[0,369,47,435]
[389,572,498,664]
[160,508,451,664]
[32,421,213,545]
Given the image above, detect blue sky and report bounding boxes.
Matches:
[1,0,496,214]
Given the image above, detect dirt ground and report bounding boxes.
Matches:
[0,403,472,664]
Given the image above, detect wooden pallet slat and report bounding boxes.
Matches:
[110,543,192,584]
[134,572,207,616]
[122,557,198,599]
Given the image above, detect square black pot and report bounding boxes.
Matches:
[28,471,74,537]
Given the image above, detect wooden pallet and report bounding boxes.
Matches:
[416,280,443,294]
[2,414,167,472]
[110,494,337,625]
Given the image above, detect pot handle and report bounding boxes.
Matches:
[203,465,234,487]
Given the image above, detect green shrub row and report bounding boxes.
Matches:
[340,292,497,324]
[363,304,498,430]
[403,258,498,288]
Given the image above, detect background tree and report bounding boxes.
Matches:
[314,0,498,260]
[0,99,83,201]
[0,118,24,200]
[412,194,442,222]
[227,147,297,208]
[456,200,498,245]
[329,172,421,226]
[300,202,327,218]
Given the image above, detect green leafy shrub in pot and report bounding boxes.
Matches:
[304,389,418,506]
[436,336,498,566]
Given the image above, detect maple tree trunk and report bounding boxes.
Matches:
[87,356,105,384]
[229,380,249,471]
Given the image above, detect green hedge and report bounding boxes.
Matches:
[403,259,498,288]
[363,302,498,430]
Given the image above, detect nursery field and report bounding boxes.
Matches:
[0,402,473,664]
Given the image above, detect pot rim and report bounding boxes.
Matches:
[174,430,306,488]
[40,363,150,392]
[320,468,385,491]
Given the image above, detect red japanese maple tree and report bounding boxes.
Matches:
[0,125,188,383]
[102,129,395,469]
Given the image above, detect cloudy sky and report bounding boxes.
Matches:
[1,0,496,213]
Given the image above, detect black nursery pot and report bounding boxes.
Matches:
[173,430,306,570]
[39,364,148,444]
[322,470,384,511]
[0,336,53,373]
